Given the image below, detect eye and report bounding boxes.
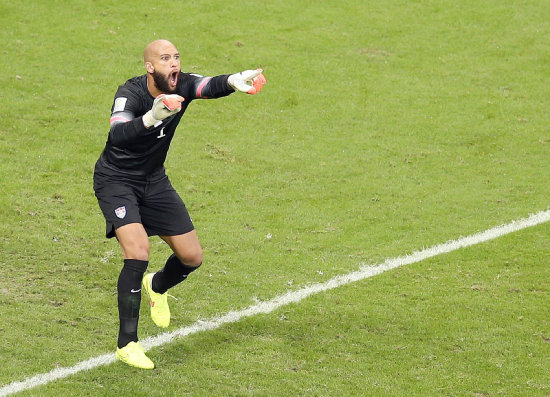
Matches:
[174,55,180,60]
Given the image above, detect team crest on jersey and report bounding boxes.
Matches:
[115,206,126,219]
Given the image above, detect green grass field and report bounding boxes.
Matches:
[1,0,549,395]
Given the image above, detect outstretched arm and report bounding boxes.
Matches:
[190,69,266,99]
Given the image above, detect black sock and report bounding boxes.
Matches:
[117,259,148,348]
[152,254,201,294]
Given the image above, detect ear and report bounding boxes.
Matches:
[145,62,154,73]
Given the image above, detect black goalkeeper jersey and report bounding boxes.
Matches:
[96,72,234,179]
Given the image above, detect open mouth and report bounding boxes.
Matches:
[169,71,178,87]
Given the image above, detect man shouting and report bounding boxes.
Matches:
[93,39,266,369]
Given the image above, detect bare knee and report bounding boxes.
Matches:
[161,231,203,267]
[120,238,150,260]
[178,246,203,267]
[115,223,150,260]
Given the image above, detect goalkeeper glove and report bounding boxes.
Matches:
[143,94,184,128]
[228,69,266,94]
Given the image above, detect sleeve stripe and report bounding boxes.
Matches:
[196,77,212,98]
[110,115,131,125]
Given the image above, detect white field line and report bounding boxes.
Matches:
[2,209,550,396]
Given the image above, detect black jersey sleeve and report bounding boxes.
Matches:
[179,73,235,101]
[109,117,150,147]
[107,81,149,147]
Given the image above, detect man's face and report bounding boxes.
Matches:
[148,43,181,94]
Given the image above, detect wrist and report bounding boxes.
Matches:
[142,111,158,128]
[227,74,237,91]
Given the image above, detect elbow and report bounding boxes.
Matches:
[108,124,125,146]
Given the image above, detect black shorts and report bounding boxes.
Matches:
[93,165,194,239]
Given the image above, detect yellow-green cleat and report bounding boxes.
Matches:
[142,273,170,328]
[116,341,155,369]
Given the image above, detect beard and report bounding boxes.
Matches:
[152,70,176,94]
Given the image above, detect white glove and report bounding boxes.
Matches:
[143,94,184,128]
[228,69,266,94]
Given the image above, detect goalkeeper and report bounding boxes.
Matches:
[93,39,266,369]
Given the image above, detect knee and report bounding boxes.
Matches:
[179,246,203,267]
[123,239,150,261]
